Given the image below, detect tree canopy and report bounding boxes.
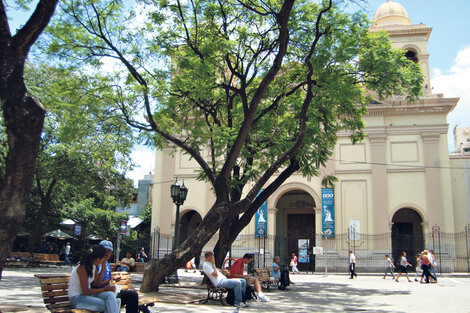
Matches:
[22,64,135,250]
[40,0,423,290]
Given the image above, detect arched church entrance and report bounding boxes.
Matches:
[391,208,423,267]
[275,190,316,271]
[179,210,202,245]
[179,210,203,267]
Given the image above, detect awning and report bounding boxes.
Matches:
[43,229,73,239]
[60,219,76,225]
[127,216,143,228]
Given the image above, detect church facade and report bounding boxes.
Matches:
[150,1,469,272]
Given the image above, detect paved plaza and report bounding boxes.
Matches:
[1,267,469,313]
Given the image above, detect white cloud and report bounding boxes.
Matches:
[126,146,155,187]
[431,46,470,152]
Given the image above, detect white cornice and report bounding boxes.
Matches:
[370,24,432,41]
[338,124,449,138]
[367,95,459,116]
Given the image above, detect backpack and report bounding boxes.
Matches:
[278,264,290,290]
[245,285,256,300]
[226,288,235,305]
[226,284,254,305]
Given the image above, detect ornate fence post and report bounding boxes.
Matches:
[437,225,442,275]
[466,224,469,275]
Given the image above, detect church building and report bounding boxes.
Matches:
[150,1,469,272]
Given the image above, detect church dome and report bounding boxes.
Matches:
[373,0,411,27]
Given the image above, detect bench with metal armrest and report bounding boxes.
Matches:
[35,272,157,313]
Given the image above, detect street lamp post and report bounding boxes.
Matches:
[322,229,332,276]
[168,178,188,283]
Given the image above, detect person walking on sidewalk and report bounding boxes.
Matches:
[414,253,422,281]
[429,250,438,282]
[64,242,72,265]
[383,255,395,279]
[395,251,412,282]
[349,251,357,279]
[290,253,300,274]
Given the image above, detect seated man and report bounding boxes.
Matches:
[203,250,248,313]
[270,256,281,282]
[225,253,269,302]
[97,241,139,313]
[117,252,135,272]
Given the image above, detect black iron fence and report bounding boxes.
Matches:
[150,225,470,274]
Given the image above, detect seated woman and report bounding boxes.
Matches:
[68,245,121,313]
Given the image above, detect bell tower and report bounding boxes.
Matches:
[371,0,432,94]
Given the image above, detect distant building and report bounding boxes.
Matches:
[116,173,153,217]
[136,173,154,216]
[453,126,470,155]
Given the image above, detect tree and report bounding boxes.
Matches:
[22,64,135,252]
[0,0,59,279]
[43,0,422,291]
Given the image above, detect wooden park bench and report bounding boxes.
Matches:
[255,268,279,290]
[201,273,228,305]
[200,269,232,305]
[33,253,64,266]
[6,251,37,267]
[35,272,157,313]
[109,262,145,273]
[133,263,146,273]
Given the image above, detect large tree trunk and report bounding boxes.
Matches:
[0,95,45,279]
[212,160,300,268]
[140,199,239,292]
[0,0,59,280]
[28,191,53,252]
[213,216,238,267]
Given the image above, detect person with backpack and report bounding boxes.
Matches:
[224,253,269,302]
[271,256,290,290]
[97,241,139,313]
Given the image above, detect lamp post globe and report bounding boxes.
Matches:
[178,182,188,205]
[171,179,188,251]
[170,179,180,204]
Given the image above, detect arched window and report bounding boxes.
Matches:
[405,50,419,63]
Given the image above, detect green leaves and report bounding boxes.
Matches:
[39,0,422,204]
[22,63,135,240]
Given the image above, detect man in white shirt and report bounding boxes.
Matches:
[349,251,357,279]
[203,250,247,313]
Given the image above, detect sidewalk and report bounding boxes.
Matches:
[1,267,470,313]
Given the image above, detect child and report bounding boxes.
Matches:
[290,253,299,274]
[383,255,395,279]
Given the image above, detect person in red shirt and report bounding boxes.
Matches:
[225,254,269,302]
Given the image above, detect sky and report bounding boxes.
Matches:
[7,0,470,186]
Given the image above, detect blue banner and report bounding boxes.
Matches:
[321,188,335,237]
[255,190,268,238]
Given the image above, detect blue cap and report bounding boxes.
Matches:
[99,240,113,251]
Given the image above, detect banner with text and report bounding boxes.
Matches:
[321,188,335,237]
[255,190,268,238]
